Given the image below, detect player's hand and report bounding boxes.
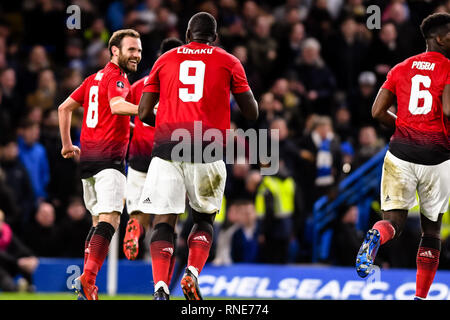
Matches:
[61,145,80,159]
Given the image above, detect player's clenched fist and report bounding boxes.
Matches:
[61,145,80,158]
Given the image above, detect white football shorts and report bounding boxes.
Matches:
[125,166,148,214]
[380,151,450,221]
[82,168,126,216]
[138,157,226,215]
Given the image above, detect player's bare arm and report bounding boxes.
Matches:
[110,96,139,116]
[58,96,81,159]
[371,88,396,128]
[443,83,450,117]
[233,90,259,121]
[138,91,159,126]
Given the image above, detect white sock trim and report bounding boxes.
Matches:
[154,281,170,295]
[187,265,199,278]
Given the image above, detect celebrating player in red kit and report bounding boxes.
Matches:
[138,12,258,300]
[356,13,450,300]
[58,29,142,300]
[123,37,183,261]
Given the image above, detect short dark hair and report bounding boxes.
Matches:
[108,29,140,56]
[159,37,183,54]
[420,12,450,39]
[188,12,217,40]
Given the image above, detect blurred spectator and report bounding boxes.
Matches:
[255,92,284,130]
[23,202,60,257]
[277,22,306,74]
[348,71,378,127]
[334,106,357,146]
[247,15,278,89]
[383,1,421,57]
[55,68,83,105]
[324,16,368,94]
[57,197,91,258]
[219,16,248,52]
[291,37,336,115]
[331,204,364,266]
[270,117,301,179]
[255,162,297,264]
[0,209,39,292]
[353,125,385,169]
[26,68,57,111]
[366,22,401,82]
[0,140,35,230]
[63,38,85,71]
[298,115,342,206]
[0,67,24,129]
[231,200,261,262]
[225,160,252,203]
[17,45,51,97]
[0,167,20,231]
[17,120,50,202]
[40,109,82,209]
[84,18,110,66]
[304,0,334,42]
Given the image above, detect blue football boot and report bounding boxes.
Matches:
[356,229,381,278]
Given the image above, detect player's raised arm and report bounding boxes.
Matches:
[58,96,81,159]
[443,84,450,117]
[138,91,159,126]
[371,88,396,128]
[109,96,139,116]
[233,90,259,121]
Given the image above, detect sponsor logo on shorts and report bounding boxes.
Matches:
[143,197,152,204]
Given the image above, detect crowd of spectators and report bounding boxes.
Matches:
[1,0,450,291]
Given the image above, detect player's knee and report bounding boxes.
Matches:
[99,212,121,230]
[150,222,175,243]
[191,210,215,235]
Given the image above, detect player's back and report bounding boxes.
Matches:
[70,62,131,177]
[129,76,155,172]
[144,41,250,161]
[382,51,450,165]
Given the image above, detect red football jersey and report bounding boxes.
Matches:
[70,61,131,177]
[142,42,250,162]
[128,76,155,172]
[382,51,450,164]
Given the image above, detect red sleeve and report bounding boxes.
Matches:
[230,60,250,94]
[107,75,130,101]
[70,78,87,104]
[142,57,162,93]
[382,66,397,94]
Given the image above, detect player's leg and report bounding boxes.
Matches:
[84,216,98,267]
[81,178,98,269]
[78,169,126,300]
[181,160,226,300]
[356,151,416,277]
[150,214,178,300]
[138,157,186,299]
[181,210,216,300]
[415,213,443,300]
[414,160,450,299]
[124,167,151,260]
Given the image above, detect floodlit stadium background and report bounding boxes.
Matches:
[0,0,449,300]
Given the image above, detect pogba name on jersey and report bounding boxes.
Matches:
[176,47,214,54]
[411,61,435,71]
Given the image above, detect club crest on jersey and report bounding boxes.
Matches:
[116,80,125,88]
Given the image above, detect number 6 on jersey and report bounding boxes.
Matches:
[179,60,205,102]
